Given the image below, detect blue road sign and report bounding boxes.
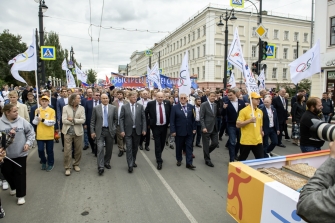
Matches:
[41,46,56,60]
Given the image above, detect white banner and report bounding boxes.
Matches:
[229,71,236,88]
[75,66,87,83]
[258,69,265,90]
[61,58,68,71]
[8,30,37,84]
[289,40,321,85]
[66,69,76,88]
[177,51,191,96]
[147,65,153,89]
[147,62,162,89]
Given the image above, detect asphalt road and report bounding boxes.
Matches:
[1,130,330,223]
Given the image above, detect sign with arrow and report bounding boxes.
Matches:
[41,46,56,60]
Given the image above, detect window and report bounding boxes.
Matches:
[304,33,308,42]
[177,41,179,49]
[331,17,335,45]
[264,29,269,38]
[293,49,297,59]
[177,55,179,64]
[283,68,287,79]
[180,54,182,63]
[283,48,288,59]
[198,28,200,38]
[203,44,206,57]
[251,46,256,58]
[188,34,190,43]
[184,37,186,45]
[173,43,175,50]
[215,66,221,78]
[192,49,195,59]
[197,46,200,58]
[193,32,195,41]
[180,39,182,47]
[197,67,199,76]
[252,27,257,37]
[203,25,206,36]
[294,32,299,41]
[202,66,205,79]
[192,68,194,75]
[272,68,277,79]
[284,31,289,40]
[274,30,279,39]
[174,56,175,65]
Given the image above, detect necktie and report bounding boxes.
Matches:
[131,104,135,126]
[103,105,108,127]
[211,103,214,113]
[95,100,97,106]
[159,103,163,124]
[183,106,187,116]
[282,97,286,107]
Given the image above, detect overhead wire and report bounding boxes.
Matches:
[97,0,105,69]
[89,0,95,69]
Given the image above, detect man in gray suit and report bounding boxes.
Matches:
[200,91,219,167]
[90,94,118,176]
[297,141,335,222]
[120,92,146,173]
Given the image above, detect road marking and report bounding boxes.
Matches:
[140,150,198,223]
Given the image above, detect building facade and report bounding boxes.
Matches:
[311,0,335,99]
[127,4,311,90]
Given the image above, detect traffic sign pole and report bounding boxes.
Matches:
[258,0,263,76]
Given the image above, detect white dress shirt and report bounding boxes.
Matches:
[117,100,124,125]
[266,107,274,127]
[156,101,166,125]
[102,104,109,127]
[231,100,238,112]
[64,98,68,105]
[195,106,200,121]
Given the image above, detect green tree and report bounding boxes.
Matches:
[0,29,35,85]
[86,69,97,84]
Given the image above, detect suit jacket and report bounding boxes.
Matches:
[272,96,288,124]
[13,103,29,122]
[170,103,196,136]
[56,97,67,125]
[145,100,171,126]
[221,99,246,126]
[90,104,117,138]
[201,95,208,103]
[61,105,86,136]
[297,157,335,223]
[200,101,217,133]
[119,103,146,136]
[84,100,101,127]
[137,98,152,122]
[260,105,279,133]
[112,99,129,110]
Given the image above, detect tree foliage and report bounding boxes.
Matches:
[275,79,312,97]
[86,69,97,84]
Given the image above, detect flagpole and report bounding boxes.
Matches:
[35,70,40,108]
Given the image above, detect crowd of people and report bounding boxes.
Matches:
[0,83,333,219]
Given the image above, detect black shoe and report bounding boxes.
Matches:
[186,164,196,169]
[55,139,59,143]
[145,146,150,151]
[205,161,214,167]
[219,137,222,141]
[277,144,286,148]
[176,161,181,166]
[83,145,89,150]
[118,151,124,157]
[98,168,104,175]
[195,144,202,148]
[128,167,133,173]
[133,163,137,168]
[104,164,111,169]
[62,148,64,152]
[157,163,162,170]
[170,145,174,150]
[139,145,143,150]
[165,141,168,146]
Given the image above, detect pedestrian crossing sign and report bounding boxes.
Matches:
[266,44,276,59]
[41,46,56,60]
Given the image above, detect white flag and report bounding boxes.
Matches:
[177,51,191,96]
[147,62,162,89]
[61,59,68,70]
[258,69,265,90]
[66,69,76,88]
[147,65,154,89]
[229,71,236,88]
[228,28,259,93]
[289,40,321,85]
[75,66,87,83]
[8,31,37,84]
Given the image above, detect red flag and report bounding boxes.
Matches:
[105,75,110,85]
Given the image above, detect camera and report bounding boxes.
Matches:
[310,119,335,141]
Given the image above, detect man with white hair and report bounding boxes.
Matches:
[271,88,288,148]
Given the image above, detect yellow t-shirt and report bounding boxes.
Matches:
[237,105,263,145]
[35,107,55,140]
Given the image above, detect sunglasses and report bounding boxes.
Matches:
[180,97,187,99]
[95,95,101,96]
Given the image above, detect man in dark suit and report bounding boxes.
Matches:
[222,89,246,162]
[137,90,151,151]
[271,88,288,148]
[57,89,69,149]
[201,89,210,103]
[120,92,146,173]
[85,91,101,156]
[90,93,117,175]
[261,97,280,158]
[170,93,196,169]
[145,92,171,170]
[200,91,219,167]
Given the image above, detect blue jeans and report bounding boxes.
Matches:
[84,129,89,147]
[227,125,241,162]
[37,140,54,166]
[323,114,330,123]
[300,146,321,153]
[263,127,278,157]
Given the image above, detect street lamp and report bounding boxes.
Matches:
[35,0,48,86]
[217,9,237,89]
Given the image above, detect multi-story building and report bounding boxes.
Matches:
[310,0,335,99]
[127,4,311,89]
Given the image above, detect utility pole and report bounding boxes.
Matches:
[258,0,262,76]
[35,28,40,88]
[38,3,46,86]
[149,56,151,69]
[310,0,314,48]
[296,41,299,94]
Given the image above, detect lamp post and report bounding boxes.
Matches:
[35,0,48,86]
[217,9,237,89]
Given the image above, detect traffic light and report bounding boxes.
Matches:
[37,58,42,77]
[252,61,259,74]
[260,41,268,61]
